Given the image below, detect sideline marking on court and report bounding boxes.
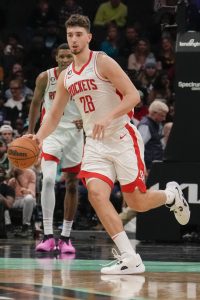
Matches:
[0,258,200,273]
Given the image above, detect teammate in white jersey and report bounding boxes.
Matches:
[27,15,190,274]
[28,43,84,254]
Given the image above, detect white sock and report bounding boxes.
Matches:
[112,231,137,258]
[61,220,73,238]
[41,159,57,235]
[43,218,53,235]
[164,189,175,205]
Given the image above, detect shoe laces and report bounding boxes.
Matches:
[101,248,122,267]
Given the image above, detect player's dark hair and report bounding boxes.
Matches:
[65,14,91,33]
[55,43,69,55]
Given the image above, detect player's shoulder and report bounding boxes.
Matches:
[58,68,67,80]
[96,51,116,64]
[36,70,48,85]
[96,51,118,75]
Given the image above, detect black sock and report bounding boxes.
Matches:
[60,235,69,242]
[43,234,53,240]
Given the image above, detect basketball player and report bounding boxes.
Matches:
[28,15,190,274]
[28,43,84,253]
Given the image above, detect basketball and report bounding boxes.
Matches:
[7,137,40,169]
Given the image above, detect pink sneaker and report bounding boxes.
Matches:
[35,237,55,252]
[58,239,76,253]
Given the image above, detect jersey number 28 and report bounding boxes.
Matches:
[80,95,95,113]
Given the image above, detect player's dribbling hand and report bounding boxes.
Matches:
[23,134,42,149]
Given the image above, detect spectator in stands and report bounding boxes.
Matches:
[5,70,33,100]
[100,24,120,59]
[44,20,62,52]
[94,0,127,28]
[0,95,12,126]
[156,36,175,81]
[5,63,23,84]
[4,79,25,126]
[2,34,24,77]
[0,164,15,238]
[137,58,159,97]
[127,38,155,74]
[137,100,169,172]
[119,24,139,58]
[147,71,172,104]
[0,139,10,173]
[8,167,36,237]
[58,0,83,31]
[0,124,14,146]
[28,0,57,32]
[4,79,24,108]
[4,63,22,90]
[14,117,25,137]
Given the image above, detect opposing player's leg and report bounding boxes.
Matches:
[35,159,57,252]
[87,178,145,275]
[58,171,79,254]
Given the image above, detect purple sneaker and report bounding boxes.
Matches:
[58,239,76,253]
[35,237,55,252]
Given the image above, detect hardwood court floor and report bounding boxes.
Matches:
[0,231,200,300]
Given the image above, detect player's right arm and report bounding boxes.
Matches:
[35,70,70,145]
[28,71,47,134]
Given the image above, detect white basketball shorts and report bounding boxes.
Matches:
[41,126,84,173]
[78,123,146,193]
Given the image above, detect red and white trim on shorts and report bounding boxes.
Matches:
[120,123,146,193]
[62,163,81,174]
[41,152,60,163]
[78,170,114,189]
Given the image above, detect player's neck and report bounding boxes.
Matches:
[74,48,91,69]
[56,67,61,77]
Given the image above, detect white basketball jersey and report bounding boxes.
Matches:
[42,67,81,129]
[64,51,131,137]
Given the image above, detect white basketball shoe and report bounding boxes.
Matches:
[165,181,190,225]
[101,249,145,275]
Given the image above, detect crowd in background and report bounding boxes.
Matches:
[0,0,198,236]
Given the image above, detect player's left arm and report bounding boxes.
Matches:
[93,54,140,139]
[98,54,140,119]
[35,70,70,145]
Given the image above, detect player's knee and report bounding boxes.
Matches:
[24,194,35,204]
[42,176,55,188]
[124,189,150,212]
[88,188,102,204]
[126,193,149,212]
